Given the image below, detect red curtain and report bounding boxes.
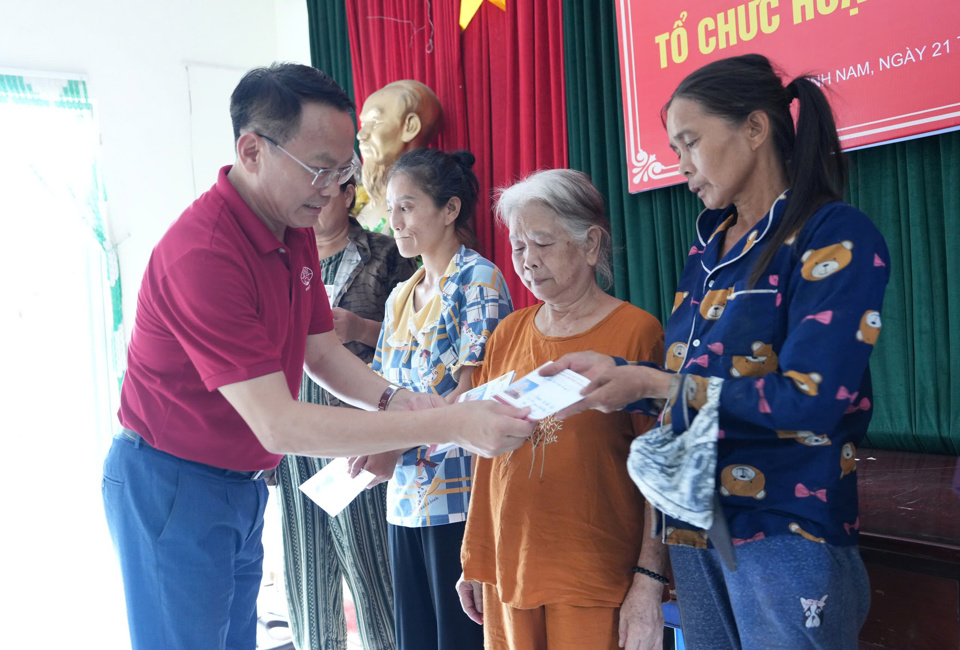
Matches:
[345,0,568,309]
[346,0,469,152]
[461,0,568,309]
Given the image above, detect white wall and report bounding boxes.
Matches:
[0,0,311,329]
[0,1,311,646]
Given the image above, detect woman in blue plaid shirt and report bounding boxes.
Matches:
[352,147,512,650]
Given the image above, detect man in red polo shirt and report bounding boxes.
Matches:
[102,63,533,650]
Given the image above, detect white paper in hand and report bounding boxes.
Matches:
[456,370,516,403]
[494,363,589,420]
[299,457,375,516]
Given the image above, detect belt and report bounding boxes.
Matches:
[120,428,278,484]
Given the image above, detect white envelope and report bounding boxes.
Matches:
[455,370,516,403]
[493,363,589,420]
[299,457,375,516]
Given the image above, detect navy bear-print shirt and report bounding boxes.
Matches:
[658,191,890,548]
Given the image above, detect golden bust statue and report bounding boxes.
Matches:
[356,79,442,230]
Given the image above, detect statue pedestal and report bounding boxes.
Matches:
[355,198,390,234]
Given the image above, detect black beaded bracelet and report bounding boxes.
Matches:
[632,565,670,585]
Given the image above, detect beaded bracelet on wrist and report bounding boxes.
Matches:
[632,565,670,585]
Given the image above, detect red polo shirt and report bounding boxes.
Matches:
[118,166,333,470]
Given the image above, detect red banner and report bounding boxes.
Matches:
[616,0,960,193]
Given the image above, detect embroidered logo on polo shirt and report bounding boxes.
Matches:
[300,266,314,289]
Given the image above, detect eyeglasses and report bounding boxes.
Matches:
[257,133,358,189]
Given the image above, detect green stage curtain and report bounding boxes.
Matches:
[562,0,960,454]
[562,0,700,320]
[308,0,354,101]
[847,133,960,453]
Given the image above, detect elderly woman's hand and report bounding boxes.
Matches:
[545,361,673,420]
[456,573,484,625]
[618,576,664,650]
[540,351,617,381]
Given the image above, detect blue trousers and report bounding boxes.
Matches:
[669,535,870,650]
[102,433,269,650]
[388,522,483,650]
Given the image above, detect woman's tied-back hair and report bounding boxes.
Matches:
[230,62,354,144]
[388,148,481,251]
[662,53,846,286]
[495,168,613,289]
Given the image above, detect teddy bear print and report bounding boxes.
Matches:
[665,342,688,372]
[789,522,826,543]
[730,341,779,377]
[683,375,711,411]
[672,291,689,314]
[660,375,711,427]
[659,378,683,426]
[784,370,823,397]
[800,241,854,281]
[856,310,882,345]
[720,464,766,499]
[776,430,832,446]
[840,442,857,478]
[700,287,734,320]
[664,526,709,549]
[709,215,736,242]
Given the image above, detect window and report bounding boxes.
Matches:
[0,71,129,648]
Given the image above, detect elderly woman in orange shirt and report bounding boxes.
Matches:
[456,169,668,650]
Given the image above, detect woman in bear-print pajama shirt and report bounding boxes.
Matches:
[545,54,890,650]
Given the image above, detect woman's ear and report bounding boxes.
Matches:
[444,196,462,225]
[584,225,602,266]
[745,110,772,152]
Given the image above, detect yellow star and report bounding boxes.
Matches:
[459,0,506,31]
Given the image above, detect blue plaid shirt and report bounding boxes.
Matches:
[373,246,512,527]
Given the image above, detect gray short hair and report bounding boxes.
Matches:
[495,169,612,289]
